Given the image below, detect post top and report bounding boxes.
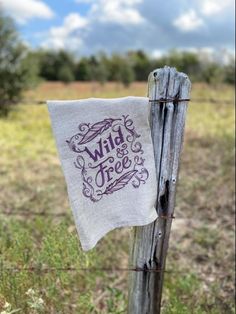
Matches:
[148,66,191,99]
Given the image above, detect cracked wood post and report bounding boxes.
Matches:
[128,66,191,314]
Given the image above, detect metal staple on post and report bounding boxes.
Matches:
[128,66,191,314]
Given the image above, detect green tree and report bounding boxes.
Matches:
[128,50,152,81]
[38,51,58,80]
[56,51,75,82]
[75,57,91,81]
[38,50,75,82]
[201,63,224,85]
[58,65,74,83]
[109,54,134,87]
[0,12,38,114]
[95,53,109,85]
[224,58,235,85]
[76,53,108,85]
[119,62,134,87]
[153,50,201,81]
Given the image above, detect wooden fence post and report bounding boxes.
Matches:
[128,66,191,314]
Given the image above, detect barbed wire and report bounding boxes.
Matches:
[0,211,208,220]
[1,211,234,224]
[0,266,232,276]
[0,211,170,218]
[0,98,234,106]
[0,96,233,279]
[0,211,68,217]
[0,267,167,273]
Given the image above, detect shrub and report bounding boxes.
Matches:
[0,12,38,115]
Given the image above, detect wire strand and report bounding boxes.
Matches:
[0,266,232,276]
[0,98,233,105]
[0,211,181,218]
[149,98,190,103]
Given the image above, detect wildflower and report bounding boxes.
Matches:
[25,288,35,296]
[0,301,21,314]
[26,288,45,311]
[3,302,10,309]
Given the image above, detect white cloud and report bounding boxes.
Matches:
[42,13,88,50]
[0,0,54,24]
[200,0,233,16]
[50,13,88,37]
[173,9,204,32]
[201,0,222,15]
[90,0,145,25]
[25,0,234,55]
[41,0,144,50]
[152,47,234,65]
[151,49,165,59]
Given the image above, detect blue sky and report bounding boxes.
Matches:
[1,0,235,57]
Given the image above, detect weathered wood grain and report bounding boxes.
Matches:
[128,66,191,314]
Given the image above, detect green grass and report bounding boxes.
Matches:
[0,82,235,313]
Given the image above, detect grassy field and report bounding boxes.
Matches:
[0,82,235,313]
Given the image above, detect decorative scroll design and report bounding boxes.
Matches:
[74,155,102,202]
[103,170,138,195]
[66,115,149,202]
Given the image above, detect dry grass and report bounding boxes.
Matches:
[0,82,235,313]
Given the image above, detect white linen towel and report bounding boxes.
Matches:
[47,96,157,251]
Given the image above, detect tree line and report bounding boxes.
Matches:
[0,11,235,114]
[34,49,235,86]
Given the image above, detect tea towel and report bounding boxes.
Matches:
[47,97,157,251]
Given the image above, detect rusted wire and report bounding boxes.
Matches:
[149,98,190,103]
[0,98,233,105]
[160,214,175,219]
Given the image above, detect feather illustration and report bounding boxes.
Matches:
[103,170,138,195]
[78,118,120,145]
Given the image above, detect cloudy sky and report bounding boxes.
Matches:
[1,0,235,56]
